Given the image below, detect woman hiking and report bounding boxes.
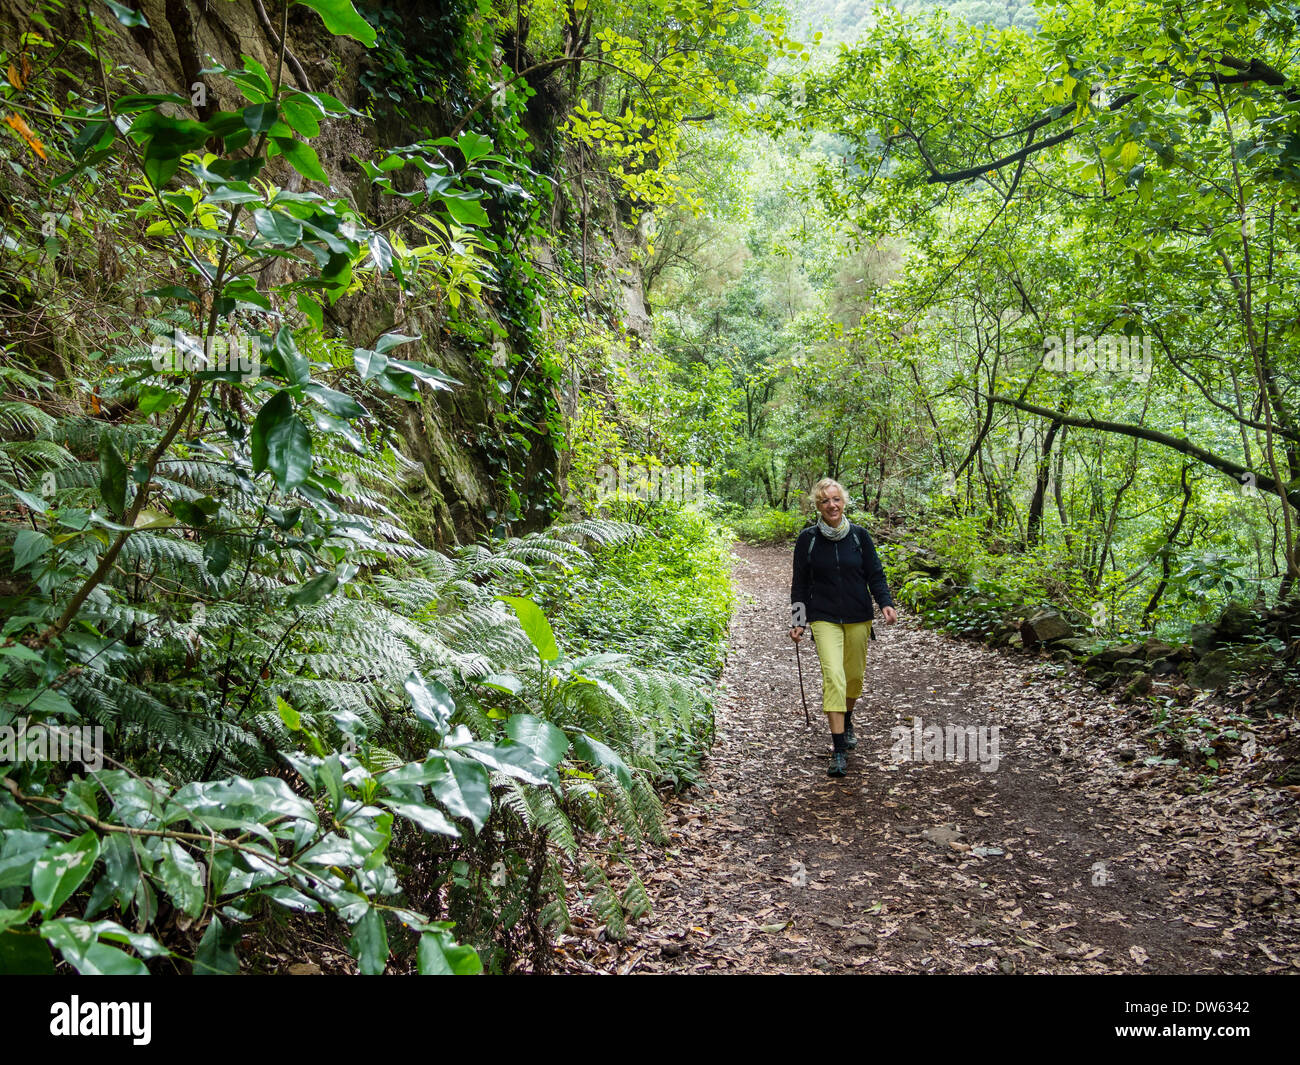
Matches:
[789,478,897,777]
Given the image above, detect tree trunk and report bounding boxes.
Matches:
[1142,464,1193,624]
[1026,417,1061,547]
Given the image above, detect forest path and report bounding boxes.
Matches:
[568,544,1298,975]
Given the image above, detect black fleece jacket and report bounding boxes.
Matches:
[791,523,894,626]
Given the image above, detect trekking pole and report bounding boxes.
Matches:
[794,635,811,728]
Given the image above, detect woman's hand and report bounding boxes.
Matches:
[789,626,805,642]
[881,607,898,625]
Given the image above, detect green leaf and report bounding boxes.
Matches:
[274,326,311,386]
[349,907,388,975]
[0,644,42,666]
[11,529,52,571]
[98,432,127,518]
[404,672,454,737]
[11,488,49,513]
[374,332,420,354]
[0,905,36,934]
[201,185,263,205]
[251,390,312,491]
[368,232,392,273]
[95,834,138,913]
[304,382,366,418]
[105,0,148,27]
[430,756,491,833]
[479,673,523,696]
[281,96,322,138]
[276,696,302,731]
[454,740,557,786]
[272,136,329,183]
[142,286,197,302]
[0,929,54,974]
[194,915,241,975]
[142,146,182,189]
[240,56,275,98]
[138,385,182,414]
[69,120,113,160]
[373,367,419,400]
[570,732,634,790]
[40,919,148,975]
[168,499,209,526]
[381,799,460,838]
[296,291,324,330]
[457,131,493,163]
[251,207,303,245]
[507,714,570,767]
[242,102,278,133]
[204,538,232,577]
[260,884,323,913]
[168,776,318,830]
[294,0,378,46]
[286,564,354,607]
[442,194,490,228]
[133,509,177,530]
[386,358,460,390]
[417,929,482,975]
[353,347,387,380]
[0,831,53,891]
[498,595,559,661]
[31,831,100,914]
[93,920,170,959]
[158,840,205,918]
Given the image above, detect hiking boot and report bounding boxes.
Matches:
[843,727,857,750]
[828,751,847,778]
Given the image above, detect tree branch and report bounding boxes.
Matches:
[923,94,1137,185]
[982,391,1300,508]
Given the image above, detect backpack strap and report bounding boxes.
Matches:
[808,523,865,561]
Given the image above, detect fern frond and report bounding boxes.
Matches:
[582,862,626,941]
[0,401,56,437]
[548,519,642,548]
[620,870,652,921]
[116,532,207,579]
[540,856,570,934]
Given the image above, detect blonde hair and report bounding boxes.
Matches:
[809,477,850,510]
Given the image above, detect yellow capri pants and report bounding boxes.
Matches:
[809,621,872,715]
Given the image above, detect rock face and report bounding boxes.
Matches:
[611,222,652,339]
[1020,606,1073,649]
[1187,649,1236,690]
[1191,600,1261,654]
[907,551,944,576]
[1086,642,1146,668]
[0,0,651,547]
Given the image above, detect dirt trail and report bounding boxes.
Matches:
[560,545,1299,974]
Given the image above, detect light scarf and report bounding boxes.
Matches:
[817,516,851,541]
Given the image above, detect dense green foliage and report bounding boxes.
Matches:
[645,0,1300,656]
[556,501,732,692]
[0,0,769,975]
